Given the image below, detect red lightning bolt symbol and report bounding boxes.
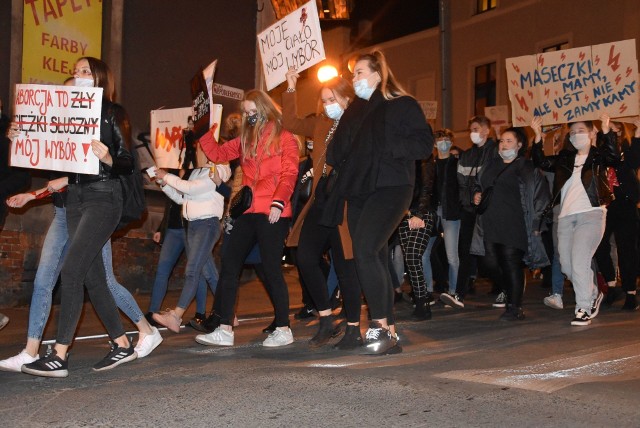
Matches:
[516,116,525,124]
[515,94,529,112]
[511,79,519,87]
[527,90,534,99]
[608,45,621,71]
[560,53,566,61]
[553,111,558,121]
[620,104,628,114]
[585,95,589,102]
[615,74,622,85]
[538,56,544,66]
[511,63,520,73]
[595,55,600,65]
[579,51,586,61]
[627,66,633,77]
[544,88,550,98]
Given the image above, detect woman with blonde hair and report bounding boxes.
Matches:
[195,90,300,347]
[322,51,434,354]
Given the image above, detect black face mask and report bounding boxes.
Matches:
[247,113,259,126]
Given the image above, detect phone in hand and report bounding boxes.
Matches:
[146,166,158,178]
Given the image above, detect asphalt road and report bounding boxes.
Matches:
[1,269,639,427]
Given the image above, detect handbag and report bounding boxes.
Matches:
[475,158,518,215]
[116,148,146,230]
[229,185,253,219]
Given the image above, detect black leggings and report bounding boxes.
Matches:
[480,242,525,307]
[297,203,361,323]
[217,214,290,327]
[348,186,413,323]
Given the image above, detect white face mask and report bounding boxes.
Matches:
[324,103,344,120]
[470,132,484,145]
[354,77,376,100]
[499,148,518,161]
[74,78,94,88]
[570,133,591,151]
[436,140,452,152]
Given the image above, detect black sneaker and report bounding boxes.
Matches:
[571,310,591,326]
[590,292,604,319]
[425,292,435,306]
[499,306,525,321]
[188,312,208,332]
[93,338,137,372]
[202,313,222,333]
[411,297,432,321]
[622,294,639,311]
[363,322,398,355]
[22,348,68,378]
[294,305,316,320]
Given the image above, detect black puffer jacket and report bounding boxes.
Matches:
[531,131,620,207]
[69,100,134,185]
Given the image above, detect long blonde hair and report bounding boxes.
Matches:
[240,90,283,160]
[356,50,409,100]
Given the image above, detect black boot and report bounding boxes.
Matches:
[309,315,340,348]
[411,297,432,321]
[202,313,221,333]
[333,324,363,350]
[499,305,525,321]
[622,293,639,311]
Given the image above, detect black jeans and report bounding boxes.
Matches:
[297,203,361,323]
[57,181,125,345]
[480,242,525,307]
[455,208,478,297]
[348,186,413,322]
[594,199,639,292]
[217,214,290,327]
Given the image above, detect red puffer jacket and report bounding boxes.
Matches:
[199,122,299,217]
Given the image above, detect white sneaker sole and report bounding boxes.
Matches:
[195,335,233,346]
[263,339,293,347]
[22,366,69,378]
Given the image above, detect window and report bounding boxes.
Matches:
[477,0,496,14]
[542,42,570,53]
[474,62,496,116]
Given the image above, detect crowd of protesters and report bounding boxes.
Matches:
[1,51,639,378]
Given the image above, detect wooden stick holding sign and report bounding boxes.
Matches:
[11,83,102,174]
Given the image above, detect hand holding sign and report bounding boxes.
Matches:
[600,113,611,133]
[286,67,300,90]
[531,116,544,143]
[91,139,112,166]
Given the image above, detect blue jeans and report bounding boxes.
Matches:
[177,218,220,310]
[420,235,437,293]
[148,228,217,313]
[28,205,145,341]
[437,207,460,294]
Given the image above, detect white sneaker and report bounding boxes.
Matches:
[135,327,163,358]
[196,327,234,346]
[492,291,507,308]
[263,327,294,347]
[0,349,38,372]
[543,293,564,309]
[0,313,9,330]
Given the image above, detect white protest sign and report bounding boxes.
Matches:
[418,101,438,120]
[484,105,509,126]
[196,104,222,168]
[506,39,639,126]
[258,0,326,91]
[150,107,192,169]
[11,83,102,174]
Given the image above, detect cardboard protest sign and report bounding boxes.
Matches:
[11,84,102,174]
[150,107,192,169]
[22,2,102,84]
[190,60,217,140]
[506,39,638,126]
[418,101,438,120]
[258,0,326,91]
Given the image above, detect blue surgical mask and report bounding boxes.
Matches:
[74,78,94,88]
[436,140,452,152]
[324,103,344,120]
[247,113,259,126]
[354,78,375,100]
[499,148,518,161]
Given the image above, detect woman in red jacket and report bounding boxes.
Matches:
[195,90,300,347]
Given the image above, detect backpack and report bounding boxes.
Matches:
[116,145,146,230]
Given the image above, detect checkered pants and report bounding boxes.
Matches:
[398,212,436,299]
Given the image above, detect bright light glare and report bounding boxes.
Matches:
[317,65,338,83]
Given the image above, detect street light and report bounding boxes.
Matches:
[317,65,338,82]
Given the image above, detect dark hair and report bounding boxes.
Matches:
[568,120,594,131]
[501,127,528,156]
[468,115,491,128]
[78,56,115,101]
[355,50,408,100]
[434,128,454,140]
